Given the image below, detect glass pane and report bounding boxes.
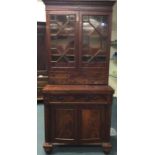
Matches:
[82,15,108,64]
[50,15,76,65]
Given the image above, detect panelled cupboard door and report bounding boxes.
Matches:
[49,105,105,143]
[79,107,104,143]
[51,105,78,143]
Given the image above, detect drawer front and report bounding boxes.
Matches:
[45,94,110,103]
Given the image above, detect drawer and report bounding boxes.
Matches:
[44,94,110,103]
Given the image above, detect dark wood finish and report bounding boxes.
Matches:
[37,22,47,71]
[42,0,116,154]
[37,22,48,100]
[80,109,101,140]
[54,108,76,140]
[43,85,114,93]
[43,85,114,153]
[102,142,112,153]
[49,68,108,85]
[44,7,114,85]
[43,142,53,153]
[43,0,115,6]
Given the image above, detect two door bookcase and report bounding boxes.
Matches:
[42,0,115,154]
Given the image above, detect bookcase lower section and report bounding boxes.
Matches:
[43,85,114,154]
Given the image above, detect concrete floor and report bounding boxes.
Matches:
[37,98,117,155]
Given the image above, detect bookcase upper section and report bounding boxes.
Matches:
[43,0,116,85]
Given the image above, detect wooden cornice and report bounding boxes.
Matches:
[42,0,116,6]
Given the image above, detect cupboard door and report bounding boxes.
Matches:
[80,12,111,67]
[52,106,77,142]
[47,12,78,68]
[79,108,103,142]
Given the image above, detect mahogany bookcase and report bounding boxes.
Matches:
[42,0,116,154]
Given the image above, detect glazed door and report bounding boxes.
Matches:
[79,12,111,68]
[46,11,111,84]
[76,12,112,84]
[46,11,79,68]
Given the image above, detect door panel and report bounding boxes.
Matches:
[47,11,110,85]
[79,12,110,67]
[52,107,77,142]
[47,12,78,68]
[79,108,102,142]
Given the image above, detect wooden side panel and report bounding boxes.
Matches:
[53,108,77,141]
[103,105,112,142]
[37,22,48,100]
[80,109,102,141]
[37,22,47,70]
[44,104,52,142]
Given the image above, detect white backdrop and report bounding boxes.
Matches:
[37,0,46,21]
